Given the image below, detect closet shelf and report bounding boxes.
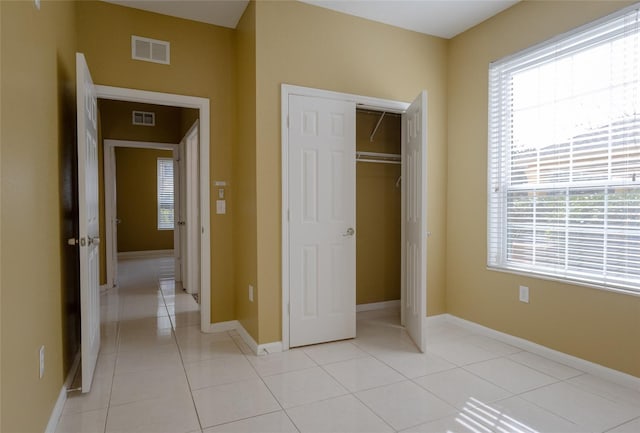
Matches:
[356,151,401,165]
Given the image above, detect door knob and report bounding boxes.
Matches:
[89,237,100,245]
[342,227,355,237]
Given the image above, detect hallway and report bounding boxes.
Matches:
[54,258,640,433]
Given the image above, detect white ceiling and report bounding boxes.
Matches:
[301,0,519,39]
[101,0,519,39]
[102,0,250,29]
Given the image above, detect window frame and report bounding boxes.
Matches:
[487,4,640,297]
[157,157,175,231]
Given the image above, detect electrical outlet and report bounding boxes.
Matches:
[35,0,40,9]
[249,285,254,302]
[39,345,45,379]
[519,285,529,303]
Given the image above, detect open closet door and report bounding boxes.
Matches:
[184,124,200,296]
[401,91,427,353]
[76,53,101,392]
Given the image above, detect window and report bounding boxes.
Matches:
[488,6,640,294]
[157,158,174,230]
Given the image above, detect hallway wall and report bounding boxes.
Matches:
[115,147,175,252]
[0,1,78,431]
[76,0,236,324]
[447,0,640,378]
[252,0,448,343]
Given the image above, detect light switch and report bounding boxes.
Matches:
[218,188,225,199]
[216,200,226,214]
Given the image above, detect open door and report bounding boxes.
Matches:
[76,53,101,392]
[288,94,357,347]
[182,123,200,296]
[401,91,427,352]
[175,142,183,284]
[104,144,119,289]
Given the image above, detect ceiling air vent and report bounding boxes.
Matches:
[132,110,155,126]
[131,35,170,65]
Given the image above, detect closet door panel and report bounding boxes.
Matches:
[289,94,356,347]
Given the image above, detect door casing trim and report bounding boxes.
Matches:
[96,85,211,332]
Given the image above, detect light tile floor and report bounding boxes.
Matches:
[56,257,640,433]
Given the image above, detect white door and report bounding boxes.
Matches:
[76,53,101,392]
[105,145,118,288]
[401,91,427,352]
[184,125,200,296]
[174,144,183,284]
[289,95,356,347]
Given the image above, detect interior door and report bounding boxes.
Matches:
[289,94,356,347]
[175,142,184,284]
[105,145,118,288]
[184,125,200,296]
[401,91,427,352]
[76,53,101,392]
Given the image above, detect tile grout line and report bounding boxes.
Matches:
[239,343,304,433]
[158,274,206,433]
[102,282,122,433]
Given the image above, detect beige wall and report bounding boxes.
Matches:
[0,1,77,431]
[253,0,448,343]
[77,0,236,323]
[234,1,259,338]
[97,100,197,284]
[100,99,185,143]
[0,2,3,426]
[447,0,640,378]
[115,148,175,252]
[356,111,402,305]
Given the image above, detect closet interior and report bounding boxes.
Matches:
[355,108,402,306]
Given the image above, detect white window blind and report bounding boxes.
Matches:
[488,5,640,294]
[157,158,174,230]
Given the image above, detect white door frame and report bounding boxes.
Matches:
[104,139,179,289]
[281,84,422,350]
[96,85,211,332]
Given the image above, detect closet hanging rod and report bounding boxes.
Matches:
[357,151,401,159]
[357,158,401,165]
[370,112,386,142]
[356,151,401,165]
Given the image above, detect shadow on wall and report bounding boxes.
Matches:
[57,53,81,377]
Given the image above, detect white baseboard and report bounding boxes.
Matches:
[258,341,284,355]
[206,320,239,333]
[45,352,80,433]
[118,249,174,260]
[442,314,640,392]
[204,320,283,356]
[424,313,450,325]
[356,300,400,312]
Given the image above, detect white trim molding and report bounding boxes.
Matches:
[45,352,80,433]
[104,139,179,289]
[437,314,640,392]
[205,320,283,356]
